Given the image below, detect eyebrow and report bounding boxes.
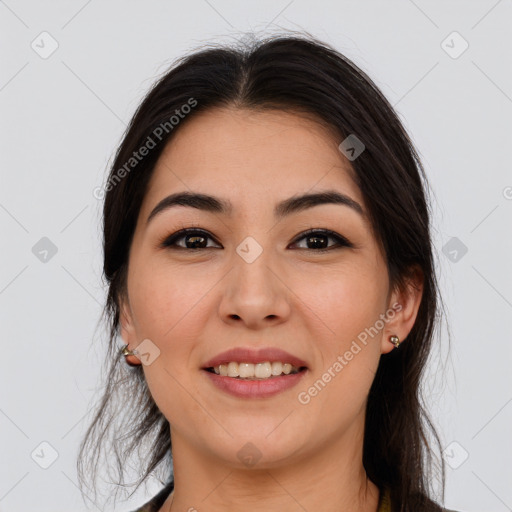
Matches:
[146,190,365,225]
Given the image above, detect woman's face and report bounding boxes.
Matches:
[120,107,421,470]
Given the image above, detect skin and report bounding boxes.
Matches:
[119,107,423,512]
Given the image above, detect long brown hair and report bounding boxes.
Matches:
[78,32,448,511]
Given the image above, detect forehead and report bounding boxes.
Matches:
[143,107,363,214]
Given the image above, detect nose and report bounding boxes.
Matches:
[218,247,291,330]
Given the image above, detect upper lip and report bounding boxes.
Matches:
[202,347,309,369]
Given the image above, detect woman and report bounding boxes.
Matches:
[78,33,461,512]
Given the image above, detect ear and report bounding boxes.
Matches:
[381,265,424,355]
[119,294,137,346]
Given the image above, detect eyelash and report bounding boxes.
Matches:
[159,227,353,253]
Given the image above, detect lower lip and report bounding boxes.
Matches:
[202,368,308,398]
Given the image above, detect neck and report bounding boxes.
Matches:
[161,421,380,512]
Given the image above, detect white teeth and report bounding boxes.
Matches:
[271,362,283,375]
[227,362,238,377]
[256,362,272,378]
[211,361,301,379]
[238,363,254,378]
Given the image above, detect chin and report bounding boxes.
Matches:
[205,433,307,470]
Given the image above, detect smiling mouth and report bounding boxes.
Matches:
[203,361,307,380]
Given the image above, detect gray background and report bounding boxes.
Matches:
[1,1,511,511]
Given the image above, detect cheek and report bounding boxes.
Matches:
[296,264,386,410]
[295,272,383,423]
[129,264,213,424]
[128,261,214,342]
[294,263,386,345]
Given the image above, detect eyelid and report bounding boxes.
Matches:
[289,228,353,249]
[158,227,221,249]
[159,227,353,251]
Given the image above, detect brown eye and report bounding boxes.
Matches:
[289,229,353,252]
[161,229,221,250]
[160,228,352,253]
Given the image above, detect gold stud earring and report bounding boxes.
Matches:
[121,344,141,366]
[389,335,400,349]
